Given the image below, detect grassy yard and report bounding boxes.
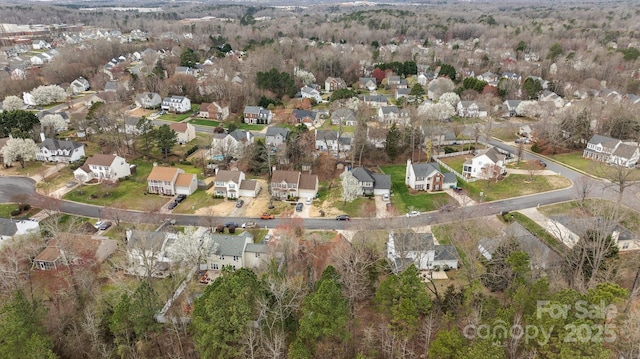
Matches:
[462,174,571,202]
[158,113,192,122]
[189,119,220,127]
[502,212,567,255]
[0,204,41,218]
[172,191,223,214]
[317,180,377,217]
[236,123,266,131]
[438,154,472,173]
[381,165,458,213]
[550,151,640,180]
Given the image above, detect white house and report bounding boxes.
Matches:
[135,92,162,109]
[315,129,352,155]
[211,130,254,158]
[0,218,40,246]
[70,77,90,94]
[405,159,451,192]
[202,231,268,271]
[161,96,191,113]
[147,166,197,196]
[73,154,131,183]
[462,147,506,179]
[386,231,458,272]
[213,170,245,199]
[457,101,485,118]
[301,85,322,103]
[37,138,85,163]
[169,122,196,144]
[583,134,640,167]
[331,108,357,126]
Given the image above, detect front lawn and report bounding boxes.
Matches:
[172,191,223,214]
[380,165,458,213]
[463,174,571,202]
[159,113,192,122]
[189,119,220,127]
[550,151,640,180]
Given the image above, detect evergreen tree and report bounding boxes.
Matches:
[385,123,402,160]
[154,124,177,159]
[179,48,199,67]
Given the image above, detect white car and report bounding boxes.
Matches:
[406,211,420,217]
[382,193,390,201]
[305,197,312,205]
[94,221,103,229]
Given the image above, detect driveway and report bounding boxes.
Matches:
[291,201,310,219]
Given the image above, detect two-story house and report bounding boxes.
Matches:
[169,122,196,144]
[73,154,131,183]
[37,138,85,163]
[147,166,197,196]
[358,77,378,92]
[315,129,352,156]
[331,108,357,126]
[457,101,482,118]
[387,231,458,272]
[462,147,506,180]
[265,127,290,148]
[325,77,347,92]
[211,130,254,158]
[202,231,268,271]
[243,106,273,125]
[583,134,640,167]
[161,96,191,113]
[405,159,457,191]
[135,92,162,109]
[34,234,117,271]
[349,167,391,196]
[503,100,521,117]
[270,170,318,200]
[70,77,90,94]
[363,94,388,108]
[378,106,410,125]
[213,170,245,199]
[301,85,322,103]
[199,102,229,121]
[0,218,40,245]
[290,109,317,125]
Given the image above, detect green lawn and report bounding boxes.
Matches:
[380,165,458,213]
[462,174,571,202]
[439,154,472,173]
[172,191,223,214]
[550,151,640,180]
[236,123,266,131]
[189,119,220,127]
[159,113,192,122]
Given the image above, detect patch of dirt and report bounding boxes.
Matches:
[129,108,154,117]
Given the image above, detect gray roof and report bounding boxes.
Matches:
[265,127,290,138]
[443,172,457,184]
[292,109,317,120]
[207,231,254,257]
[372,173,391,190]
[244,105,266,115]
[351,167,375,182]
[613,143,638,159]
[588,134,621,148]
[40,138,83,151]
[126,230,166,252]
[504,222,562,268]
[381,106,399,115]
[434,245,458,261]
[245,243,268,254]
[481,147,506,163]
[411,162,440,178]
[392,232,434,253]
[0,218,19,236]
[364,94,388,103]
[229,129,252,142]
[316,130,338,141]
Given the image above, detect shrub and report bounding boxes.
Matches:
[185,146,199,157]
[10,209,22,216]
[21,204,30,211]
[444,146,456,154]
[531,142,540,153]
[433,265,440,271]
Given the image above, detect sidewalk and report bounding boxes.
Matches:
[517,207,577,248]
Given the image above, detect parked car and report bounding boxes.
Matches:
[305,197,312,205]
[224,222,239,228]
[539,160,547,167]
[98,221,112,231]
[168,201,178,210]
[175,194,187,203]
[382,193,390,201]
[406,211,420,217]
[242,221,257,229]
[336,214,351,221]
[295,203,304,212]
[94,221,104,229]
[235,199,244,208]
[260,213,275,220]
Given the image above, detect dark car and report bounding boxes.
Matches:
[224,222,239,228]
[168,201,178,210]
[336,214,351,221]
[176,194,187,203]
[98,221,112,231]
[235,199,244,208]
[295,203,304,212]
[539,160,547,167]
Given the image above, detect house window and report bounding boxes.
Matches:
[219,255,225,260]
[212,264,219,270]
[233,256,239,261]
[255,252,260,258]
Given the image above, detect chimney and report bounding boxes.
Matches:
[40,132,46,142]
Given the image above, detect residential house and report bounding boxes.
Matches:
[290,109,317,125]
[331,108,357,126]
[169,122,196,144]
[202,231,268,271]
[363,94,388,108]
[34,234,117,271]
[125,229,177,277]
[519,125,534,139]
[104,81,118,92]
[73,154,131,183]
[583,134,640,167]
[301,85,322,103]
[243,106,273,125]
[501,72,522,82]
[315,129,352,155]
[387,231,459,272]
[477,71,499,83]
[539,90,565,108]
[325,77,347,92]
[135,92,162,109]
[175,66,198,76]
[349,167,391,196]
[36,138,85,163]
[161,96,191,113]
[503,100,522,116]
[405,159,457,191]
[213,170,245,198]
[462,147,506,179]
[265,127,290,147]
[457,101,481,117]
[478,222,562,270]
[238,179,261,198]
[358,77,378,92]
[378,106,410,125]
[395,88,411,99]
[147,166,197,196]
[32,40,50,50]
[270,170,318,200]
[29,54,46,66]
[199,102,229,121]
[211,130,254,158]
[70,77,90,94]
[0,218,40,246]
